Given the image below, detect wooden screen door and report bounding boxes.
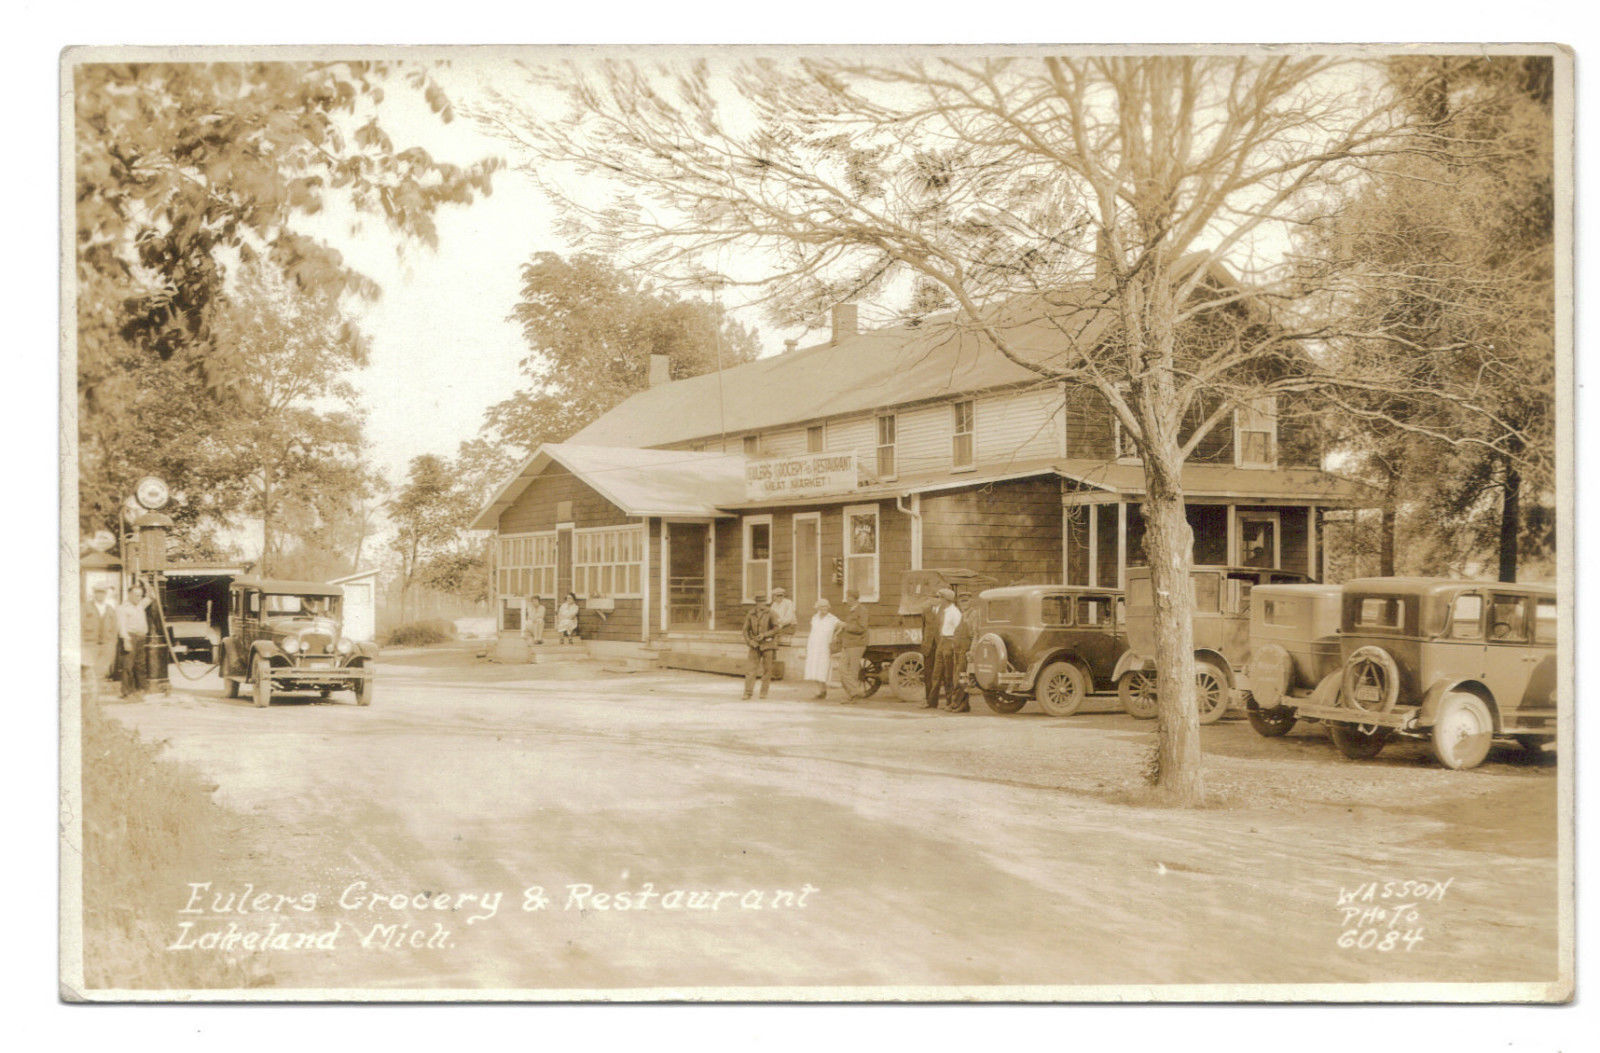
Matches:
[794,514,821,618]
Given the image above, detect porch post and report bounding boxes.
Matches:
[641,517,652,643]
[659,522,670,635]
[707,521,717,632]
[1117,501,1127,590]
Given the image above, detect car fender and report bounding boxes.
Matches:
[1193,649,1234,687]
[1024,650,1091,690]
[248,640,287,667]
[350,639,379,661]
[1113,651,1155,683]
[1417,678,1498,731]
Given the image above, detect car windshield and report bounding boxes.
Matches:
[265,594,338,618]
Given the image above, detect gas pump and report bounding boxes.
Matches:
[129,476,173,695]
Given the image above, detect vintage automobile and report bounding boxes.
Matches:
[858,568,998,702]
[1276,578,1557,770]
[219,577,376,708]
[968,585,1128,716]
[1114,564,1312,722]
[1240,583,1344,737]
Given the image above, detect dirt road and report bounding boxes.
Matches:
[100,646,1564,997]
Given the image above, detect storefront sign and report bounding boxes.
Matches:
[744,453,858,501]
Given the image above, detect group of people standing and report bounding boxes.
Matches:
[741,586,969,709]
[81,581,158,700]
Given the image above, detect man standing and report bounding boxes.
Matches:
[82,585,118,689]
[837,589,869,702]
[945,595,977,713]
[926,587,963,710]
[741,594,779,699]
[769,587,797,649]
[116,581,153,700]
[919,590,946,704]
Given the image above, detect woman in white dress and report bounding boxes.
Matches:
[803,598,842,701]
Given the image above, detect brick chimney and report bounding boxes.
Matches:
[831,303,858,345]
[647,354,672,387]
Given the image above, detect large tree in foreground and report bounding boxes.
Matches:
[483,252,762,454]
[75,60,501,539]
[472,54,1552,803]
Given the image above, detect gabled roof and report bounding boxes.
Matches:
[469,443,748,531]
[569,291,1121,449]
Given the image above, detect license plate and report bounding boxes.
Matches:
[1355,686,1380,702]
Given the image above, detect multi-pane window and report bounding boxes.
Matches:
[573,526,644,598]
[498,533,558,600]
[952,400,975,468]
[806,424,826,453]
[743,516,772,602]
[876,414,897,479]
[843,504,880,602]
[1236,397,1277,467]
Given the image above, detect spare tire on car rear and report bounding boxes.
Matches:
[1342,645,1401,714]
[1246,643,1292,709]
[970,633,1009,692]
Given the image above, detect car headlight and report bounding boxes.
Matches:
[337,638,355,655]
[283,637,301,654]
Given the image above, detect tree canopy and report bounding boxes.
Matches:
[74,60,501,546]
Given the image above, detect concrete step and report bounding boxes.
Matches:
[659,649,789,680]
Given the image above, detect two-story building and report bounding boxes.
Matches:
[470,298,1370,660]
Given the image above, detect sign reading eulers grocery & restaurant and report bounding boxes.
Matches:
[744,453,858,501]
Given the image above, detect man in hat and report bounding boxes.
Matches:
[837,589,870,701]
[115,581,154,700]
[741,594,779,699]
[919,588,948,704]
[926,587,964,710]
[769,586,797,649]
[82,584,119,688]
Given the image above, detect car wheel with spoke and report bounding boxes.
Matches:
[889,651,925,703]
[857,662,882,698]
[1035,661,1088,717]
[1195,661,1231,724]
[251,657,272,709]
[1431,692,1493,770]
[1118,670,1158,719]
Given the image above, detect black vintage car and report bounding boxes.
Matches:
[969,585,1128,715]
[219,577,376,708]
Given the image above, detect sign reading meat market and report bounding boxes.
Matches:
[744,453,858,501]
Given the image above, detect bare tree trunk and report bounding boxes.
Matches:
[1379,465,1397,577]
[1498,453,1521,583]
[260,470,273,578]
[1142,445,1203,805]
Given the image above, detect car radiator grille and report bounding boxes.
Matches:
[300,632,334,655]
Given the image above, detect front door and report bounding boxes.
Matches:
[793,514,821,619]
[667,522,710,629]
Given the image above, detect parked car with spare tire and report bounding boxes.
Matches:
[219,577,377,708]
[1114,564,1312,723]
[968,585,1128,716]
[1262,577,1557,769]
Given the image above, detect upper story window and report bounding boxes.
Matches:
[1112,416,1140,462]
[1235,397,1277,467]
[806,424,826,453]
[876,414,897,479]
[952,400,975,469]
[743,434,761,458]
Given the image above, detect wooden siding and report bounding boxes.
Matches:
[975,384,1066,465]
[498,463,633,534]
[921,476,1063,585]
